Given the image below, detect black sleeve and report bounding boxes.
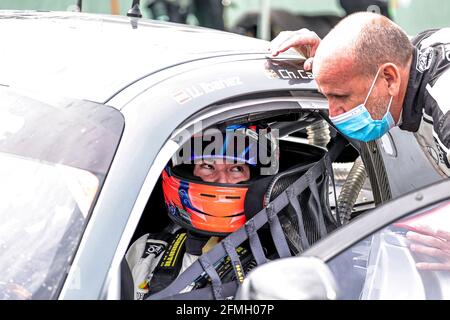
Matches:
[411,29,440,47]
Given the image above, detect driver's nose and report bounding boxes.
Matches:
[215,171,230,184]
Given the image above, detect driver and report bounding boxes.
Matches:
[126,124,277,300]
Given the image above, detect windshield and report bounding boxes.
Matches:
[0,87,124,299]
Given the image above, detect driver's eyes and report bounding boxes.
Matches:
[230,166,245,173]
[200,163,214,170]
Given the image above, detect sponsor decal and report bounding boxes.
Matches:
[443,44,450,62]
[173,90,192,104]
[233,262,245,284]
[264,68,313,80]
[159,232,187,267]
[416,47,434,73]
[143,242,166,259]
[172,76,243,105]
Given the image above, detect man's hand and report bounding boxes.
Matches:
[406,225,450,271]
[269,29,321,71]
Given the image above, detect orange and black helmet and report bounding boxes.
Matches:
[162,125,279,236]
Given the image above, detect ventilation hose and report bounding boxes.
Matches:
[306,120,330,148]
[306,120,367,224]
[337,157,367,225]
[331,162,355,181]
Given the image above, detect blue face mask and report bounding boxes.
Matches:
[329,68,395,142]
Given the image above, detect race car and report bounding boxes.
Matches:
[0,10,443,300]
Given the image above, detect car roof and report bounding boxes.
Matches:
[0,10,269,103]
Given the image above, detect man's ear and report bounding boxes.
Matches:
[381,63,401,96]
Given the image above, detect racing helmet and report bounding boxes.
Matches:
[162,124,279,236]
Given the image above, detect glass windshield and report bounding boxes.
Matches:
[0,87,124,299]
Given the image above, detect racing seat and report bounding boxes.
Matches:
[243,139,339,255]
[266,161,338,254]
[146,136,346,300]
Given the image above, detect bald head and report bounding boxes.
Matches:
[313,12,413,78]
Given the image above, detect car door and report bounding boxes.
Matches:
[306,178,450,300]
[237,179,450,300]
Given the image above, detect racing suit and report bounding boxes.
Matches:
[126,223,254,300]
[400,28,450,177]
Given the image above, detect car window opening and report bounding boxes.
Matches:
[125,107,375,300]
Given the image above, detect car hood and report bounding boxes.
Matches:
[0,11,268,103]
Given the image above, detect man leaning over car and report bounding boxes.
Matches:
[269,11,450,271]
[270,12,450,178]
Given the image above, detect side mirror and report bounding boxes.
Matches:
[236,256,338,300]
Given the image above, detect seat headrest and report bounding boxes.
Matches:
[244,140,325,219]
